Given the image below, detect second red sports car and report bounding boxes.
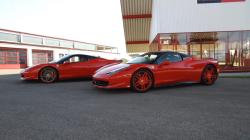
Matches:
[93,51,219,92]
[21,54,120,83]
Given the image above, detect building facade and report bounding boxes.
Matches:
[121,0,250,71]
[149,0,250,70]
[0,29,119,69]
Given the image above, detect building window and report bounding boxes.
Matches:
[215,32,227,65]
[59,53,64,58]
[0,48,27,65]
[22,35,43,45]
[0,32,20,43]
[154,31,250,68]
[45,38,60,46]
[243,31,250,66]
[60,40,73,48]
[0,50,5,64]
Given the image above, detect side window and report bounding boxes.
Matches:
[64,56,87,63]
[157,53,182,64]
[79,56,88,62]
[87,56,97,60]
[69,56,79,63]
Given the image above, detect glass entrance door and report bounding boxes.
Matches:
[190,44,201,58]
[202,44,215,59]
[190,43,216,59]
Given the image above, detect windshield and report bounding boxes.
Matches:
[127,53,159,64]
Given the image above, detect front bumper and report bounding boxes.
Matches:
[20,71,38,80]
[92,73,131,89]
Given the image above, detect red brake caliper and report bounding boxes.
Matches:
[141,73,149,90]
[135,72,151,91]
[206,69,213,83]
[139,73,144,90]
[51,71,55,79]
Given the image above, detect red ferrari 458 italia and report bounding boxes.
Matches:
[21,54,120,83]
[93,51,219,92]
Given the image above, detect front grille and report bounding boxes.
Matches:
[93,80,109,86]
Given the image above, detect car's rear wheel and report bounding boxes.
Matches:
[39,67,58,83]
[201,65,218,85]
[131,69,153,93]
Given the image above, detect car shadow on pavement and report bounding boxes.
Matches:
[19,77,92,84]
[153,82,202,91]
[0,73,92,84]
[94,88,133,94]
[57,78,92,83]
[93,83,202,94]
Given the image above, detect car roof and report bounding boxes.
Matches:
[67,54,98,58]
[145,51,186,56]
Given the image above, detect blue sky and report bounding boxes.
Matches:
[0,0,126,54]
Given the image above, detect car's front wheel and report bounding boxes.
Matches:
[131,69,153,93]
[201,65,218,85]
[39,67,58,83]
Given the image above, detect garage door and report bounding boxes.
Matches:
[0,48,27,69]
[32,50,53,65]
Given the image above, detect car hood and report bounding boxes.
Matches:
[96,63,131,74]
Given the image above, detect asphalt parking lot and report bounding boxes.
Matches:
[0,75,250,140]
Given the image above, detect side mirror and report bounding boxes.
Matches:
[160,61,171,66]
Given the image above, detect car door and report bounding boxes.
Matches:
[76,56,100,77]
[154,52,188,85]
[179,55,197,81]
[82,56,116,76]
[58,55,89,79]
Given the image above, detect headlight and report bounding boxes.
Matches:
[21,69,26,73]
[23,67,33,72]
[106,66,130,76]
[23,64,39,72]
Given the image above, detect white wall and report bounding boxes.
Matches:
[150,0,250,42]
[0,43,121,67]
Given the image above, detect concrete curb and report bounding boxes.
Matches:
[219,72,250,77]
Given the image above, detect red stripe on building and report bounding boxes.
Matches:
[123,14,152,19]
[126,41,149,44]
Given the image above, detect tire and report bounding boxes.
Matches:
[131,69,153,93]
[39,67,58,83]
[201,65,218,85]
